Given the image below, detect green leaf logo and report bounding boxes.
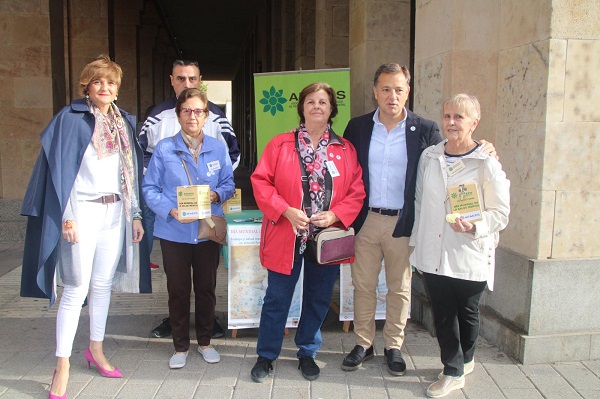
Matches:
[451,193,457,199]
[259,86,287,116]
[178,191,183,197]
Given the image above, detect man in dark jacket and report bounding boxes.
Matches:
[341,64,442,376]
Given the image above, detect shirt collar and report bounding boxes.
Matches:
[373,107,408,127]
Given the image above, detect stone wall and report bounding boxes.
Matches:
[412,0,600,363]
[315,0,349,69]
[349,0,412,116]
[0,1,53,200]
[0,0,178,241]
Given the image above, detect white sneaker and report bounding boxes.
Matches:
[427,375,465,398]
[464,359,475,375]
[169,351,188,369]
[437,358,475,379]
[198,345,220,363]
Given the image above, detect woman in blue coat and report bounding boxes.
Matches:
[20,55,151,399]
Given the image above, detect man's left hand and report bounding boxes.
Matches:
[478,139,498,160]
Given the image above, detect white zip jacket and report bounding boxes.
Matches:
[409,140,510,290]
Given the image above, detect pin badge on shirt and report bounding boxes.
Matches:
[207,160,221,173]
[410,126,416,131]
[446,159,466,176]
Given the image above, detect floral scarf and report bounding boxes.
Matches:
[87,98,137,221]
[297,123,330,253]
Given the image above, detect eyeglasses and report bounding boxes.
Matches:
[181,108,208,117]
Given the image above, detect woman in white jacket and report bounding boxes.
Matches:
[409,94,510,398]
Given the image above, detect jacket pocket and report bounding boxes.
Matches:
[457,232,485,253]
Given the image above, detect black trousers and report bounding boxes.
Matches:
[423,272,487,377]
[160,239,220,352]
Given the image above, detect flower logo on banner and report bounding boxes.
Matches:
[260,86,288,116]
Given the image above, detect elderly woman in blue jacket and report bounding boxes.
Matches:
[20,55,151,399]
[143,88,234,369]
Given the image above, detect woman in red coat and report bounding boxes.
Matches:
[250,82,365,382]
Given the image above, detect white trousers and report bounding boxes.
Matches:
[55,200,124,358]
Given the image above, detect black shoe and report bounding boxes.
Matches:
[341,345,374,371]
[251,356,273,383]
[298,356,320,381]
[384,348,406,376]
[151,317,171,338]
[212,316,225,339]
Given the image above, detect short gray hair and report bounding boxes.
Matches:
[442,94,481,120]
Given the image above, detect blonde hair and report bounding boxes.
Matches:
[79,54,123,96]
[442,94,481,120]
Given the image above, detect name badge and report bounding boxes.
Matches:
[325,160,340,177]
[207,160,221,173]
[446,159,466,176]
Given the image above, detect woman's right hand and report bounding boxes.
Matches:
[169,208,197,224]
[283,207,311,234]
[62,220,79,243]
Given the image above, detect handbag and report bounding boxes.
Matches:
[198,215,227,245]
[175,137,227,245]
[295,130,355,265]
[306,226,355,264]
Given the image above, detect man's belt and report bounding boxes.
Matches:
[369,207,400,216]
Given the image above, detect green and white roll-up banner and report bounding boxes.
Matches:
[253,68,351,160]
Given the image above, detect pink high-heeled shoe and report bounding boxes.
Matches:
[49,369,67,399]
[84,347,123,378]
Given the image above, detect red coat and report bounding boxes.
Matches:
[251,130,366,275]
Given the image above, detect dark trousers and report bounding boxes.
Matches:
[423,273,487,377]
[160,238,220,352]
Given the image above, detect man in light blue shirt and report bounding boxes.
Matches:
[368,109,408,213]
[342,64,443,376]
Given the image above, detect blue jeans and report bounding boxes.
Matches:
[256,256,339,360]
[141,198,156,255]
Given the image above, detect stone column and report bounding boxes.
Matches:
[271,0,282,71]
[295,0,315,70]
[138,22,158,118]
[315,0,349,69]
[281,0,296,70]
[412,0,600,364]
[113,0,142,116]
[0,0,53,201]
[348,0,411,116]
[67,0,110,100]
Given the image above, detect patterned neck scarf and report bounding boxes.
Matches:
[87,98,137,221]
[181,130,203,163]
[297,123,330,251]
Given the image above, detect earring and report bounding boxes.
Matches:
[85,94,89,99]
[114,95,118,102]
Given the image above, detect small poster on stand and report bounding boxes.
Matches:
[227,221,302,329]
[339,261,387,321]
